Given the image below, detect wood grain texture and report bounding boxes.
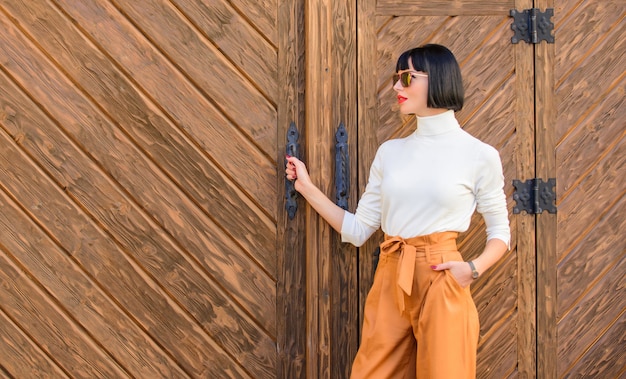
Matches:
[0,0,284,376]
[329,0,360,377]
[511,0,537,374]
[304,0,334,377]
[534,0,558,377]
[0,308,71,378]
[276,0,307,377]
[553,0,625,377]
[0,0,622,377]
[376,0,515,16]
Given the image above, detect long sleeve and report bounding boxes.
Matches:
[340,149,383,246]
[474,146,510,247]
[339,110,510,248]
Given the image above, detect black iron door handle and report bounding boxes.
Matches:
[285,122,300,219]
[335,122,349,210]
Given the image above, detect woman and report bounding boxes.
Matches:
[285,44,510,378]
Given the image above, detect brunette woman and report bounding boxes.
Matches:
[286,44,510,378]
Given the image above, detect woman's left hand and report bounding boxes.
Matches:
[431,261,474,288]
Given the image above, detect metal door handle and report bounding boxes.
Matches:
[285,122,300,219]
[335,122,349,210]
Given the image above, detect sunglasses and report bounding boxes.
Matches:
[393,71,428,88]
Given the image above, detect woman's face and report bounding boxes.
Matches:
[393,62,442,117]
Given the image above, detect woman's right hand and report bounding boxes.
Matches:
[285,155,312,194]
[285,155,346,232]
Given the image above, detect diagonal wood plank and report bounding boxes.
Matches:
[0,10,277,335]
[0,308,70,378]
[0,0,277,271]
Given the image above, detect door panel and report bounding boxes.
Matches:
[553,1,626,377]
[358,1,535,377]
[0,0,303,377]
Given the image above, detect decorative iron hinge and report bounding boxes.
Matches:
[510,8,555,44]
[513,178,557,214]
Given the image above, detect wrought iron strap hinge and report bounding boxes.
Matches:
[510,8,555,44]
[513,178,557,214]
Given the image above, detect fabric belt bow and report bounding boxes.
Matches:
[379,237,417,312]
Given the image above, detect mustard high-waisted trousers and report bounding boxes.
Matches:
[350,232,479,379]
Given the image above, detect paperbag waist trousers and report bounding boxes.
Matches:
[350,231,479,379]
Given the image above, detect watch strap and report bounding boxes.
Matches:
[468,261,479,279]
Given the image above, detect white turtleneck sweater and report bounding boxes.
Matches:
[341,110,510,247]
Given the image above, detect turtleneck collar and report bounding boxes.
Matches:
[413,109,460,136]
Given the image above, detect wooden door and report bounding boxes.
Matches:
[550,0,625,377]
[357,0,537,377]
[0,0,305,378]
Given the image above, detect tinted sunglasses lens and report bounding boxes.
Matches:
[393,72,411,88]
[401,72,411,87]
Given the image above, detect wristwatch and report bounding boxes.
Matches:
[468,261,480,279]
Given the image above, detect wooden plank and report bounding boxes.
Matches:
[473,250,517,340]
[52,0,278,212]
[0,209,190,378]
[511,0,536,375]
[556,255,626,376]
[463,70,516,149]
[376,0,515,16]
[109,0,278,145]
[0,309,69,378]
[556,86,625,206]
[357,0,382,339]
[554,0,624,88]
[0,365,11,378]
[0,134,255,378]
[304,0,334,376]
[169,0,278,99]
[228,0,277,46]
[330,0,359,376]
[476,314,518,378]
[276,0,307,377]
[0,9,276,337]
[535,0,557,377]
[0,244,128,378]
[557,139,626,263]
[0,72,275,377]
[553,3,625,376]
[557,184,626,319]
[555,9,625,142]
[0,0,277,270]
[562,311,625,378]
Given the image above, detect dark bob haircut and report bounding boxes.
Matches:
[396,44,464,111]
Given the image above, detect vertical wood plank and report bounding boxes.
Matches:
[277,0,307,377]
[305,0,333,377]
[535,0,558,378]
[304,0,359,377]
[356,0,382,337]
[330,0,359,376]
[513,1,537,377]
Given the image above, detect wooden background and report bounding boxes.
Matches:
[553,0,625,376]
[0,0,624,378]
[0,0,304,377]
